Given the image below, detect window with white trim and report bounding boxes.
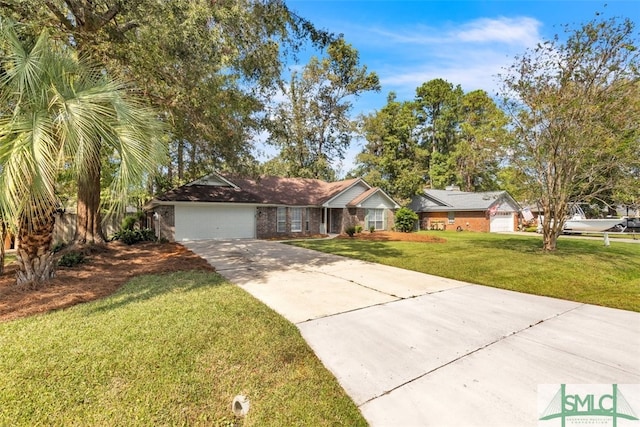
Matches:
[367,209,384,230]
[277,207,286,232]
[291,208,302,232]
[448,211,455,224]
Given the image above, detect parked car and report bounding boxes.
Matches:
[622,217,640,231]
[606,217,640,232]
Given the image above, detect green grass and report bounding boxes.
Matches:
[291,232,640,312]
[2,253,16,266]
[0,271,366,426]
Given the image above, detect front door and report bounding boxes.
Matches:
[330,209,343,234]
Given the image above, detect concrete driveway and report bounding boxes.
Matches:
[184,239,640,427]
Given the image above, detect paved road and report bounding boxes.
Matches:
[184,239,640,427]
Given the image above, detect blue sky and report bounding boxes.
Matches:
[268,0,640,175]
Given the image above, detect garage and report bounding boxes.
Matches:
[174,204,256,240]
[490,212,515,232]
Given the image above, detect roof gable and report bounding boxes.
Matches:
[347,187,400,209]
[150,173,390,207]
[410,189,520,212]
[323,179,371,207]
[188,172,239,188]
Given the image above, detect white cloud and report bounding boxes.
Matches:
[380,47,515,96]
[272,13,545,175]
[455,17,542,46]
[354,16,543,98]
[367,16,541,48]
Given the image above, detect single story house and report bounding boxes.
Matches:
[409,186,521,232]
[146,172,400,241]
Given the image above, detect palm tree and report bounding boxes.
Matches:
[0,19,166,287]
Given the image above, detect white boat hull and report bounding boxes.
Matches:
[563,218,624,233]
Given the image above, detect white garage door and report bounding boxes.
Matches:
[175,205,256,240]
[490,212,514,232]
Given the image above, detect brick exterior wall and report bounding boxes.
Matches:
[329,208,357,233]
[256,207,323,239]
[419,211,491,232]
[258,206,396,237]
[155,204,398,241]
[334,207,365,233]
[329,207,396,233]
[152,205,175,241]
[386,209,396,231]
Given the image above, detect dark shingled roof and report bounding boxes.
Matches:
[409,189,519,212]
[154,174,362,206]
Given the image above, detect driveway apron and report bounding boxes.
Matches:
[184,239,640,427]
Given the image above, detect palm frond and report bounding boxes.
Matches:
[0,17,167,232]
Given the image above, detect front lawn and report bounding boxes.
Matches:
[291,232,640,312]
[2,253,15,267]
[0,271,366,426]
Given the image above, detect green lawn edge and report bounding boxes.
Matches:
[290,232,640,312]
[0,270,366,426]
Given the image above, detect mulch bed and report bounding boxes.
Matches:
[1,232,443,323]
[0,242,213,323]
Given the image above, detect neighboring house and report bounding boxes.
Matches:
[146,172,400,241]
[2,231,14,251]
[409,186,521,232]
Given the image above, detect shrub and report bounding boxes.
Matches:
[51,242,66,253]
[112,228,157,245]
[116,230,140,245]
[58,251,85,267]
[139,228,156,241]
[369,225,375,233]
[121,215,137,231]
[395,207,419,233]
[345,226,356,237]
[355,225,363,234]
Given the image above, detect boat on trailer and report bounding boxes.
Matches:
[562,205,624,234]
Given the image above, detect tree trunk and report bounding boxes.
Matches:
[74,162,106,245]
[177,139,184,181]
[540,199,568,251]
[542,224,558,251]
[16,211,56,288]
[0,221,6,275]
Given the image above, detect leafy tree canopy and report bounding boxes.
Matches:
[500,15,640,250]
[1,0,335,180]
[354,84,510,200]
[265,38,380,180]
[0,18,166,284]
[354,93,428,202]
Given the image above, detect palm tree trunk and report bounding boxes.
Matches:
[16,210,56,288]
[0,221,6,275]
[74,163,106,245]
